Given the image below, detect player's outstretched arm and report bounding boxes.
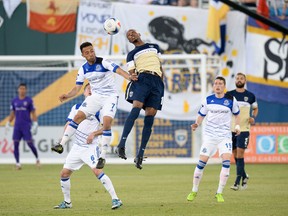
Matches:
[116,67,138,81]
[59,85,82,102]
[87,128,104,144]
[234,114,241,136]
[191,116,204,131]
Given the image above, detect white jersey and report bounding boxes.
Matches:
[76,57,119,96]
[66,104,102,147]
[199,94,240,139]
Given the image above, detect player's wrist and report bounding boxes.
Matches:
[235,124,240,131]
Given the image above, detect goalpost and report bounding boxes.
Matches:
[0,54,221,164]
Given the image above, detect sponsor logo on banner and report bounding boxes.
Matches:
[256,135,275,154]
[175,129,188,147]
[278,136,288,154]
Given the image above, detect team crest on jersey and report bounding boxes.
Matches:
[82,102,87,107]
[175,129,188,147]
[23,101,27,106]
[96,65,102,71]
[223,100,229,106]
[244,96,248,102]
[129,91,133,97]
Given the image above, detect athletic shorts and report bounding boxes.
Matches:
[63,143,101,171]
[79,93,119,118]
[200,137,232,157]
[125,73,164,110]
[232,131,250,150]
[13,127,32,141]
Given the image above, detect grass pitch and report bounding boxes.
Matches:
[0,163,287,216]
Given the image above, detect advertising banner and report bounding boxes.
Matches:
[245,125,288,163]
[135,118,192,158]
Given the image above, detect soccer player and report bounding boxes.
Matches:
[54,83,122,210]
[116,29,164,170]
[5,83,39,170]
[186,76,240,203]
[51,42,137,169]
[227,72,258,190]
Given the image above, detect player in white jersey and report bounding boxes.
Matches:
[51,42,138,169]
[54,84,123,210]
[187,76,241,203]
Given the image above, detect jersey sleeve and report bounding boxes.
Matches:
[10,99,15,111]
[76,66,85,85]
[232,97,240,115]
[126,52,136,71]
[28,98,36,112]
[251,93,258,109]
[102,58,119,72]
[198,99,207,116]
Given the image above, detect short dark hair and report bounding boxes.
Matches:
[236,72,246,79]
[18,83,27,88]
[215,76,226,85]
[80,42,92,52]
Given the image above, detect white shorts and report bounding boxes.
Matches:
[79,93,119,118]
[199,137,232,158]
[63,144,101,171]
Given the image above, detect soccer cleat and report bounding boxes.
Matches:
[15,164,22,170]
[54,201,72,209]
[215,193,225,202]
[111,199,123,210]
[51,143,64,154]
[116,147,127,160]
[96,158,106,169]
[134,156,144,170]
[187,192,197,201]
[242,174,249,190]
[230,184,240,191]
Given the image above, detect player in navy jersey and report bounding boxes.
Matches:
[5,83,39,170]
[54,84,122,210]
[116,29,165,170]
[51,42,137,170]
[187,76,241,203]
[227,72,258,191]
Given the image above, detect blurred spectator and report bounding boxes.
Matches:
[178,0,189,6]
[268,0,288,19]
[130,0,152,4]
[151,0,177,5]
[239,0,257,8]
[190,0,199,7]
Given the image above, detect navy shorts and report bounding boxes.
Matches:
[232,131,250,150]
[125,73,164,110]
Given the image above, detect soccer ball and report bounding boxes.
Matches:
[103,18,121,35]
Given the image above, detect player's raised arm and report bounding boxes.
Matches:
[59,85,82,102]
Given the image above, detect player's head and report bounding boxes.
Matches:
[83,83,91,98]
[213,76,226,94]
[126,29,141,44]
[17,83,27,97]
[80,42,96,64]
[235,72,246,88]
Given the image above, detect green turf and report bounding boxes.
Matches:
[0,164,287,216]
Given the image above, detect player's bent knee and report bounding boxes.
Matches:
[61,168,72,178]
[74,111,86,123]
